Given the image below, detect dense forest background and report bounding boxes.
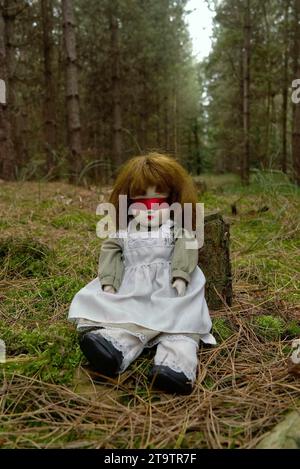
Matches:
[0,0,300,185]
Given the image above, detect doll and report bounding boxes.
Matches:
[68,153,216,394]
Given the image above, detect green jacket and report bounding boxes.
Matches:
[98,226,199,291]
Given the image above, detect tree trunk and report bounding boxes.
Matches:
[110,10,123,168]
[192,118,202,175]
[292,0,300,185]
[164,94,170,152]
[198,213,232,310]
[0,1,16,180]
[264,81,271,168]
[261,1,272,169]
[4,3,17,111]
[15,109,28,169]
[62,0,82,183]
[136,59,150,153]
[41,0,56,175]
[241,0,251,184]
[173,89,177,155]
[239,46,244,174]
[282,0,290,174]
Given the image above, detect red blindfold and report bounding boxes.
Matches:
[130,197,169,210]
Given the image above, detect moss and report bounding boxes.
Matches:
[0,324,82,385]
[285,320,300,338]
[2,276,85,325]
[202,376,215,389]
[212,318,234,341]
[253,315,285,340]
[0,237,53,278]
[38,276,86,303]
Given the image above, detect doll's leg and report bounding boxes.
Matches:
[150,334,199,394]
[80,326,157,377]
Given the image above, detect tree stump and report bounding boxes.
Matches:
[198,212,232,310]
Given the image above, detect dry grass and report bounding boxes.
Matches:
[1,307,299,449]
[0,173,299,449]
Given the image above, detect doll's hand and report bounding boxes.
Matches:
[172,278,186,297]
[103,285,116,294]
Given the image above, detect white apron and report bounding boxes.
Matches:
[68,220,215,341]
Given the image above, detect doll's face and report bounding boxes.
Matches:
[130,186,170,228]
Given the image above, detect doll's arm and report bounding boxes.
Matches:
[98,236,124,292]
[171,228,198,295]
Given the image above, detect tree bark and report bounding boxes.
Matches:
[281,0,290,174]
[164,94,170,152]
[292,0,300,185]
[155,92,161,148]
[110,10,123,168]
[62,0,82,183]
[41,0,56,175]
[198,213,232,310]
[192,118,202,175]
[0,0,16,180]
[241,0,251,184]
[173,89,177,155]
[239,46,244,173]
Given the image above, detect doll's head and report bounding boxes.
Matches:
[129,184,170,229]
[109,153,198,230]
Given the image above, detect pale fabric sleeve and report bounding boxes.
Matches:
[98,235,124,291]
[171,228,198,284]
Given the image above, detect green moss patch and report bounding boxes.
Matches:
[0,324,82,385]
[253,315,285,340]
[212,318,234,341]
[0,237,54,278]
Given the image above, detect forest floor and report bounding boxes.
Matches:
[0,171,299,449]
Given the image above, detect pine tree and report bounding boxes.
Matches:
[62,0,82,182]
[0,0,16,180]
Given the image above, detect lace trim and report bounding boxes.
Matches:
[150,333,216,347]
[124,260,171,271]
[92,328,146,372]
[155,357,196,383]
[148,334,199,349]
[79,323,148,345]
[126,238,174,250]
[92,329,128,357]
[108,328,148,345]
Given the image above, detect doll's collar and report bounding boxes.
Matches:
[127,218,173,227]
[126,219,174,238]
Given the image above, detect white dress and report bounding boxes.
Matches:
[68,220,216,344]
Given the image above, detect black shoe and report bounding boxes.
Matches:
[79,331,123,377]
[149,365,193,395]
